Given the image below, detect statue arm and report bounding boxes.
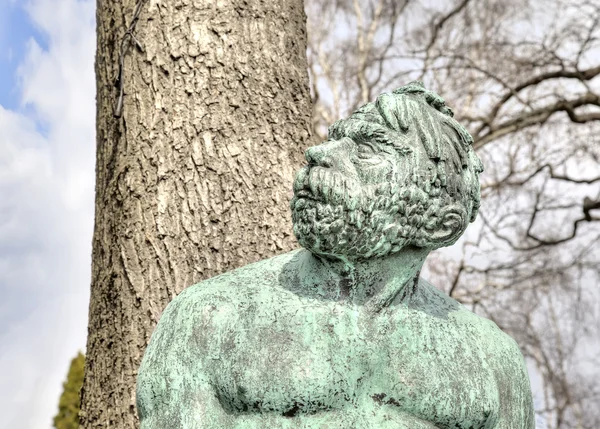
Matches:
[494,339,536,429]
[136,286,236,429]
[137,378,234,429]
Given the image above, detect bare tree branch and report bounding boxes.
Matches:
[474,93,600,148]
[475,65,600,137]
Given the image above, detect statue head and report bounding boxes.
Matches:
[290,81,483,261]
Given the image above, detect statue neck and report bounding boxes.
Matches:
[300,247,430,313]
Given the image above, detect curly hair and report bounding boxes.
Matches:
[326,81,484,249]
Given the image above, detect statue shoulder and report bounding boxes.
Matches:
[413,278,527,365]
[412,279,534,426]
[160,248,304,322]
[409,277,464,318]
[169,249,302,305]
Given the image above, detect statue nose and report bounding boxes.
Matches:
[305,146,332,167]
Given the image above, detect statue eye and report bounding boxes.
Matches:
[357,143,376,158]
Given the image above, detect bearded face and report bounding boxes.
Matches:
[291,85,483,261]
[290,136,426,261]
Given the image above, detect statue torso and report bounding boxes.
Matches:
[187,250,503,428]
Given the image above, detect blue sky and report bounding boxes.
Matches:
[0,0,48,109]
[0,0,95,427]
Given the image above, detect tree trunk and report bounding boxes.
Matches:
[81,0,312,427]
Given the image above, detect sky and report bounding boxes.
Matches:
[0,0,95,427]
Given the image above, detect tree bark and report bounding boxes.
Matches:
[81,0,312,427]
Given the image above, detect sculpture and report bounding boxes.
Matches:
[136,82,535,428]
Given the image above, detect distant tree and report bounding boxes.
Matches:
[53,352,85,429]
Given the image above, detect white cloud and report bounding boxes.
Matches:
[0,0,95,427]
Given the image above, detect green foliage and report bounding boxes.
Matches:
[53,352,85,429]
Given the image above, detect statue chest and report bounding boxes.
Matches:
[370,308,501,427]
[205,301,499,427]
[208,301,372,415]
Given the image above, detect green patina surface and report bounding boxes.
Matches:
[136,82,535,428]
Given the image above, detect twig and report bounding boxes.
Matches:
[113,0,146,118]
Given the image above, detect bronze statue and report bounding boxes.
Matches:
[136,82,535,428]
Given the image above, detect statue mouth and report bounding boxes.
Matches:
[294,189,319,201]
[293,166,356,206]
[293,167,311,191]
[293,166,324,201]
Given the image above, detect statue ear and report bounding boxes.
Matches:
[421,204,467,248]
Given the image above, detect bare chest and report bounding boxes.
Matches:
[206,302,499,428]
[208,302,369,415]
[369,309,500,427]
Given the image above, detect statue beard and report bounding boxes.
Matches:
[290,166,414,261]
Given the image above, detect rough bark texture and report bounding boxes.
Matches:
[81,0,312,427]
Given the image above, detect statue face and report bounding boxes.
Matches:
[291,84,483,261]
[290,134,422,260]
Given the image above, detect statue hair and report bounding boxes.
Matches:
[326,81,484,247]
